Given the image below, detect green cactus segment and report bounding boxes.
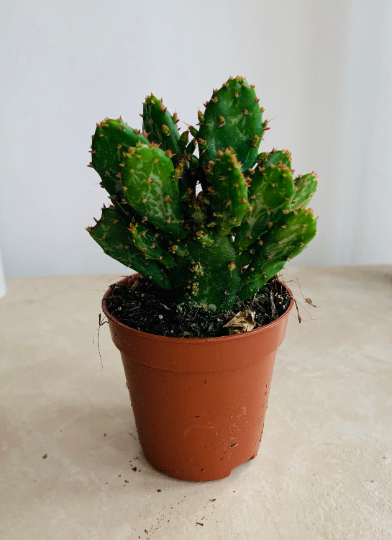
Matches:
[91,118,149,199]
[189,126,198,138]
[186,139,196,156]
[121,144,186,239]
[189,155,199,168]
[87,207,170,289]
[154,229,189,258]
[239,262,286,300]
[168,234,241,310]
[198,76,265,171]
[235,150,294,251]
[178,154,200,198]
[256,149,291,168]
[183,155,199,195]
[291,172,318,210]
[183,191,209,223]
[191,225,215,247]
[179,177,192,199]
[239,245,258,267]
[128,219,175,267]
[182,192,215,247]
[168,242,189,257]
[167,240,189,257]
[179,130,189,149]
[142,95,181,159]
[243,208,317,284]
[210,149,249,236]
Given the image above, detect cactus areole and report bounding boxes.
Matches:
[88,76,318,312]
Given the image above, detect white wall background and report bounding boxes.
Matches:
[0,0,391,277]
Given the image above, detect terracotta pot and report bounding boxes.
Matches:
[102,274,294,482]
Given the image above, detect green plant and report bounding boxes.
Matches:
[87,76,318,311]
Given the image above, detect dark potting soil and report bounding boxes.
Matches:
[105,275,291,339]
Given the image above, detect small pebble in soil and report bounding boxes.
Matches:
[106,275,290,338]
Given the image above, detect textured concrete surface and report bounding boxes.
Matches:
[0,266,391,539]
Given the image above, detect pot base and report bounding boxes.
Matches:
[144,448,260,482]
[123,354,273,483]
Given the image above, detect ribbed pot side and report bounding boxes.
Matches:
[102,275,294,482]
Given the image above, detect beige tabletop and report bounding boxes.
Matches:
[0,266,391,540]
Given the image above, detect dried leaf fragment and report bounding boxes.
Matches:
[223,309,256,334]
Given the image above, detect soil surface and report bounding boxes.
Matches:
[105,275,291,338]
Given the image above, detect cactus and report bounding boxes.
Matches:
[208,148,249,236]
[88,76,318,311]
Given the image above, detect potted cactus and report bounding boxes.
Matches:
[87,76,318,481]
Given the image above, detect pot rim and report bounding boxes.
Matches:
[102,274,294,344]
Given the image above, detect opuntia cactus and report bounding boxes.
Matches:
[88,76,318,311]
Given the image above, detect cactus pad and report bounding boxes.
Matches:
[235,149,294,251]
[198,76,265,171]
[291,172,318,210]
[239,262,286,300]
[128,218,175,267]
[209,149,249,236]
[242,208,317,288]
[121,144,186,238]
[142,95,181,159]
[91,118,149,199]
[87,207,170,289]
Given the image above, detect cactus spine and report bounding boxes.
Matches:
[88,77,318,311]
